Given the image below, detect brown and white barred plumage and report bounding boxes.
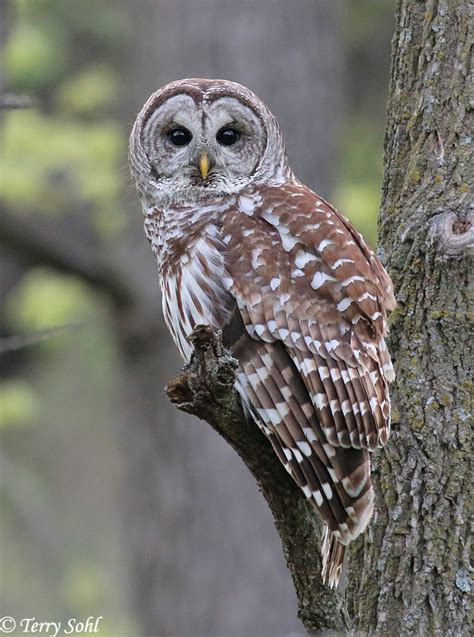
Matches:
[129,79,396,587]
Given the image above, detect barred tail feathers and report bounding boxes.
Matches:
[321,526,346,589]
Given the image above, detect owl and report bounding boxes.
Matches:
[129,79,396,588]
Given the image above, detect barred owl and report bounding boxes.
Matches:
[129,79,395,588]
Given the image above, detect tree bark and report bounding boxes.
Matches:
[349,1,472,635]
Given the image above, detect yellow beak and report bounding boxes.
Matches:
[199,151,210,180]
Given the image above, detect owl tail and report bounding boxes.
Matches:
[321,526,346,589]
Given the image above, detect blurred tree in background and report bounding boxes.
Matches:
[1,2,133,635]
[0,1,394,635]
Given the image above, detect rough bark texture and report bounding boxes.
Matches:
[349,1,473,635]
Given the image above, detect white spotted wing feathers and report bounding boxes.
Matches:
[223,183,395,587]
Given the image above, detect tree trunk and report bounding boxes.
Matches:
[349,1,472,635]
[117,1,344,635]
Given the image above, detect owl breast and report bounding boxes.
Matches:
[159,228,235,360]
[142,198,238,360]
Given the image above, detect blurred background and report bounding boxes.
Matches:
[0,1,394,635]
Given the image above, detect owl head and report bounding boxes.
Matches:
[129,78,292,206]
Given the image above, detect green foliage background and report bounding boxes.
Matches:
[0,0,393,631]
[1,1,133,633]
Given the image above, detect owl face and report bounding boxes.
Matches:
[130,79,291,205]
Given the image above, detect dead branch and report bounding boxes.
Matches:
[166,325,349,635]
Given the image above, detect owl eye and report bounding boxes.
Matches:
[167,127,192,146]
[216,127,240,146]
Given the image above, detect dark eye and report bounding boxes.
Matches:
[216,127,240,146]
[167,127,192,146]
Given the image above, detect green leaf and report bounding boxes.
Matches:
[6,268,96,332]
[0,380,39,428]
[5,23,68,91]
[56,66,119,116]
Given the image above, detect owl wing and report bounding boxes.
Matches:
[223,183,395,450]
[220,183,395,586]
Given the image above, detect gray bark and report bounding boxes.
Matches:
[349,1,473,635]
